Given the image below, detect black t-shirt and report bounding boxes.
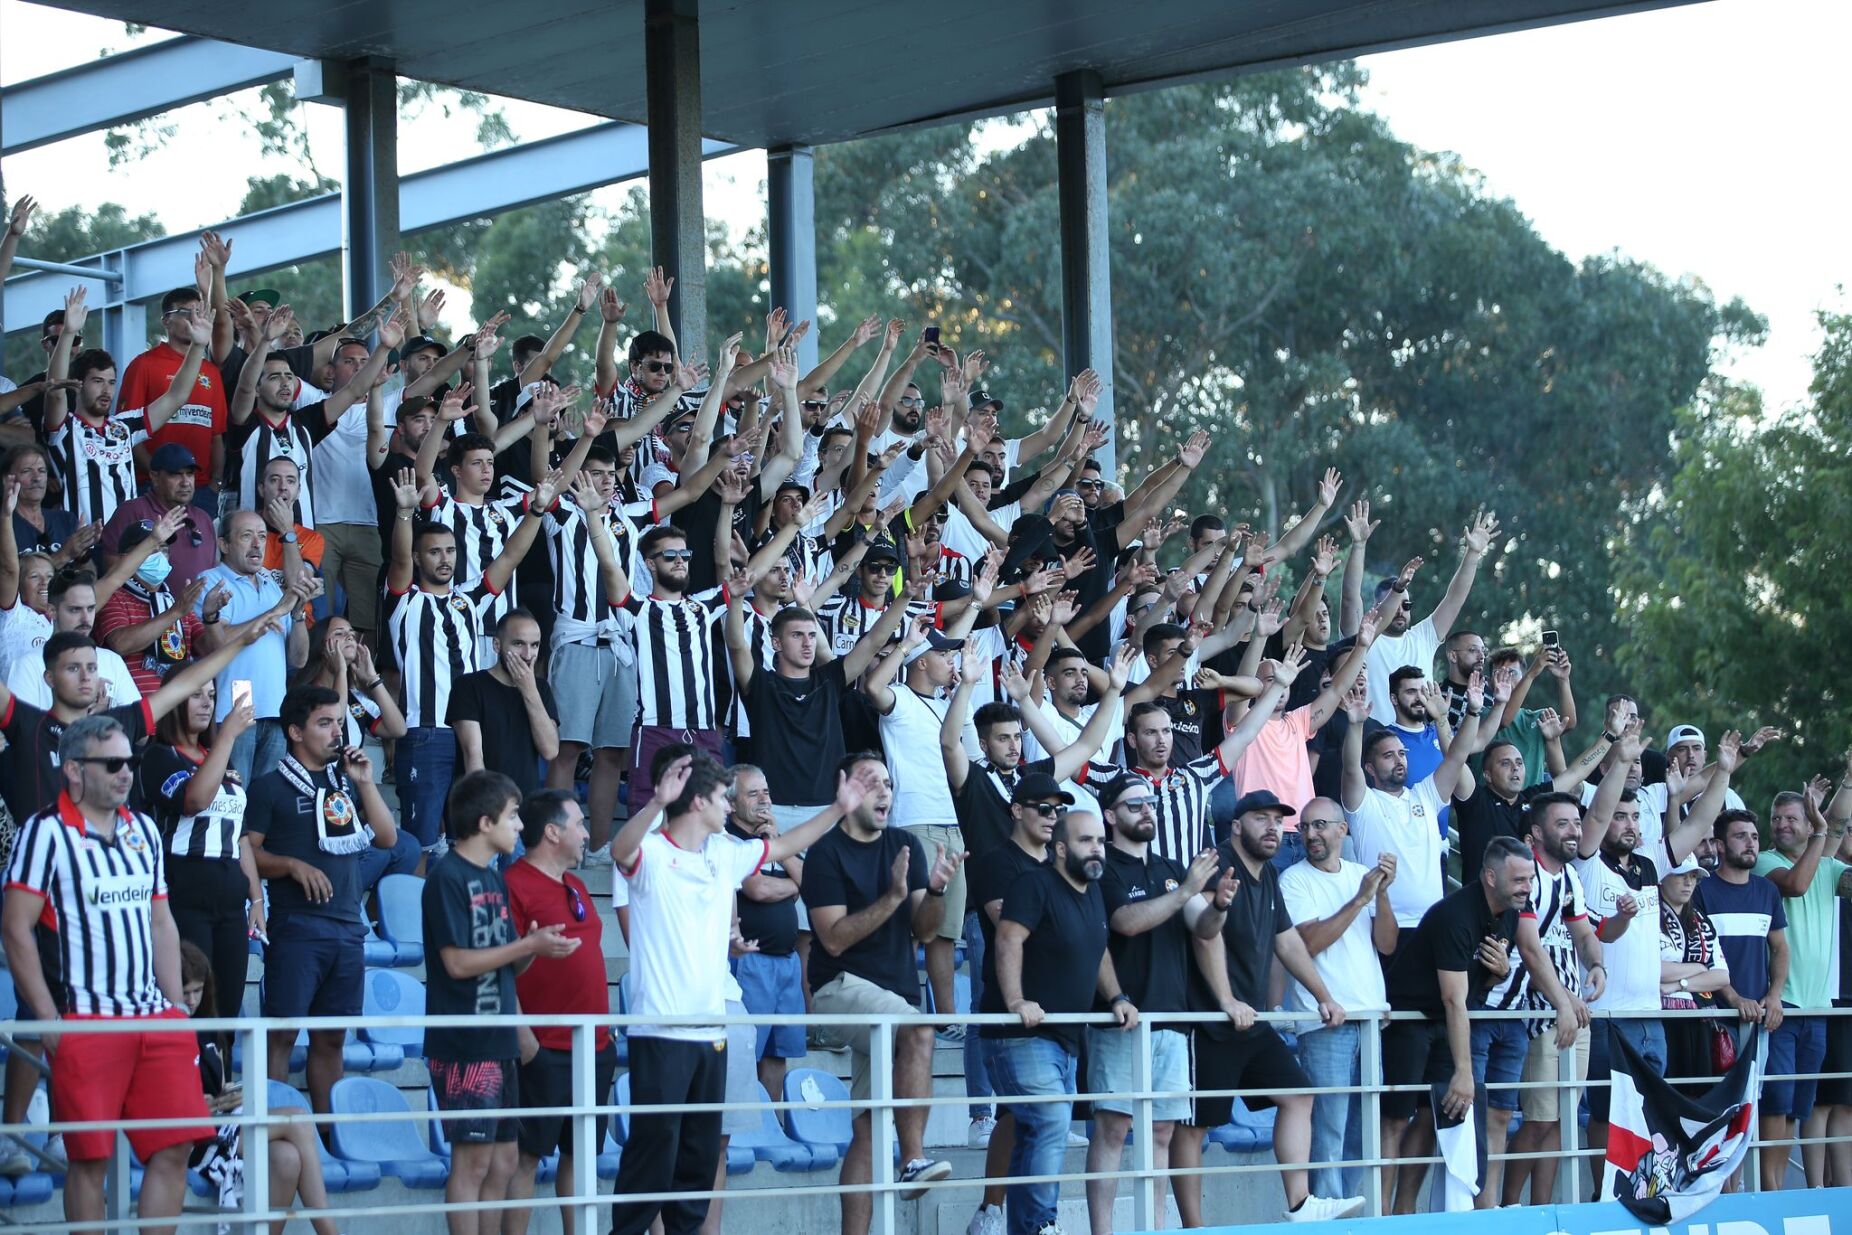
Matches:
[742,659,849,808]
[952,757,1058,861]
[372,448,421,543]
[1453,781,1552,888]
[0,698,151,824]
[1308,710,1349,803]
[444,669,559,799]
[986,864,1109,1053]
[672,486,761,596]
[1386,883,1518,1018]
[242,766,368,931]
[729,821,800,956]
[1051,523,1114,662]
[1194,846,1292,1035]
[970,839,1049,1013]
[1154,688,1223,765]
[1100,845,1193,1012]
[11,508,77,558]
[801,826,928,1001]
[1265,633,1354,711]
[421,850,519,1061]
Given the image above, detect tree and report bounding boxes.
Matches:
[1615,313,1852,805]
[2,203,165,378]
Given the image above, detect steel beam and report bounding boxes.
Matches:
[3,124,736,336]
[767,146,819,375]
[0,36,296,156]
[341,58,401,320]
[1054,69,1116,475]
[645,0,708,364]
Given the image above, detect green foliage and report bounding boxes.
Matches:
[1615,313,1852,804]
[2,203,165,379]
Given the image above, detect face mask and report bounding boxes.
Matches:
[137,553,173,588]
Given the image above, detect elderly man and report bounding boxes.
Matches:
[99,443,219,586]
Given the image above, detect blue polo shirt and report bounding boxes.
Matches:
[191,564,292,721]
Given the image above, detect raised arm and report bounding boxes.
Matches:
[1338,502,1376,639]
[42,287,88,433]
[519,274,601,388]
[593,289,627,394]
[0,196,34,286]
[482,470,563,596]
[1665,728,1740,865]
[798,313,879,398]
[147,585,299,722]
[1307,617,1377,729]
[1428,673,1484,802]
[940,646,982,791]
[1271,468,1343,563]
[1340,685,1371,812]
[862,613,933,715]
[1214,642,1301,770]
[1429,510,1499,638]
[838,586,916,683]
[1049,645,1135,783]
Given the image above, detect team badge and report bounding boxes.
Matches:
[1164,879,1179,892]
[158,625,187,660]
[122,827,147,854]
[488,509,507,529]
[105,420,130,442]
[323,791,356,831]
[449,594,472,616]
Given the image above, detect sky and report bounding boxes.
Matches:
[2,0,1846,412]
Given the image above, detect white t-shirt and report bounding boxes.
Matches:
[310,399,381,527]
[1363,615,1441,724]
[1574,852,1662,1012]
[1026,695,1122,806]
[1278,859,1387,1015]
[939,506,993,564]
[620,828,767,1041]
[0,602,54,685]
[1344,778,1446,927]
[5,644,141,709]
[881,687,955,829]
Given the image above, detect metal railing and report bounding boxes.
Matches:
[1,1004,1848,1233]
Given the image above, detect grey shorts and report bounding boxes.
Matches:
[549,639,636,751]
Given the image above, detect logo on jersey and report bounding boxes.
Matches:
[158,625,187,660]
[323,791,356,831]
[1164,879,1180,892]
[449,594,472,616]
[161,770,196,798]
[122,827,148,854]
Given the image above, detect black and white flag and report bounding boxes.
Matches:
[1603,1024,1759,1222]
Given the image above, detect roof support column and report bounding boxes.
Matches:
[645,0,707,365]
[767,145,819,374]
[341,57,400,324]
[1054,69,1115,476]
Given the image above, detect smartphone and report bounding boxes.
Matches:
[1541,630,1559,649]
[923,325,940,353]
[231,679,253,712]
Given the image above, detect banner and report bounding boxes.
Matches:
[1602,1025,1760,1222]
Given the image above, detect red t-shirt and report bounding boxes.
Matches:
[504,860,612,1050]
[94,585,206,700]
[116,344,227,488]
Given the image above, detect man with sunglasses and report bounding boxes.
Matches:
[99,444,218,587]
[504,789,614,1235]
[115,286,228,497]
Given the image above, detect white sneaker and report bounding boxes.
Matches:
[968,1115,997,1147]
[965,1203,1004,1235]
[0,1146,30,1177]
[1285,1195,1366,1222]
[899,1156,952,1199]
[1034,1222,1066,1235]
[1065,1128,1089,1146]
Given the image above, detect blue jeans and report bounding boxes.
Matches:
[1588,1015,1668,1123]
[357,829,420,895]
[1766,1012,1828,1122]
[964,912,994,1117]
[397,727,457,851]
[1296,1021,1361,1200]
[986,1035,1076,1235]
[228,719,288,793]
[1470,1016,1529,1111]
[1271,829,1307,873]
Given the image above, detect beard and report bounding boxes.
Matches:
[1063,850,1102,883]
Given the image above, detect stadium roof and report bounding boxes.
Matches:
[34,0,1705,148]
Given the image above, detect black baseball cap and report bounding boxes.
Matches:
[862,540,903,568]
[1096,772,1153,812]
[401,334,445,360]
[1011,772,1074,806]
[1230,789,1296,818]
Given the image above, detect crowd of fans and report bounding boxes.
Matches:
[2,191,1851,1235]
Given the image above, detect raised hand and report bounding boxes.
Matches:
[719,330,745,371]
[834,767,868,817]
[1108,644,1139,691]
[1397,556,1424,588]
[1716,728,1743,775]
[62,285,90,335]
[643,266,674,307]
[1183,849,1221,896]
[1310,535,1340,578]
[376,305,407,350]
[439,382,474,422]
[153,502,189,546]
[1178,430,1209,468]
[530,467,567,513]
[6,194,37,237]
[599,286,627,325]
[1740,725,1782,758]
[673,359,708,391]
[263,305,296,343]
[765,306,791,350]
[1271,641,1310,688]
[1536,707,1565,741]
[417,288,447,332]
[1318,467,1343,507]
[1343,682,1371,723]
[1546,645,1572,679]
[927,843,966,894]
[655,755,693,805]
[200,229,232,270]
[769,343,798,389]
[1463,509,1501,555]
[392,466,421,512]
[577,271,604,312]
[1344,498,1379,544]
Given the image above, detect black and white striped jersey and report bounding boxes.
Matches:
[544,495,653,646]
[48,409,149,525]
[711,601,779,738]
[387,576,501,728]
[815,594,941,658]
[426,485,529,661]
[622,591,726,731]
[228,404,333,526]
[4,796,172,1017]
[141,745,249,863]
[1125,753,1231,866]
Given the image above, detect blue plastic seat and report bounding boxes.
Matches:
[0,1171,54,1206]
[726,1144,756,1175]
[363,916,417,967]
[266,1080,381,1193]
[360,967,426,1058]
[782,1068,853,1157]
[1206,1101,1276,1153]
[286,1025,403,1074]
[376,874,426,965]
[733,1081,828,1171]
[327,1077,448,1187]
[611,1072,633,1145]
[598,1119,623,1179]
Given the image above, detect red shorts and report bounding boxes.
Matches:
[52,1007,212,1161]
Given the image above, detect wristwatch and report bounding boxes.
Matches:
[1678,977,1690,993]
[925,885,946,898]
[280,530,298,546]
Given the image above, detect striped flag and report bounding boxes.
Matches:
[1603,1024,1760,1222]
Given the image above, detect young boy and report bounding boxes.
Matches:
[423,770,581,1235]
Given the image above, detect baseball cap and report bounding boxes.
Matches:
[1231,789,1296,818]
[861,540,903,568]
[902,630,965,667]
[401,334,445,360]
[1661,854,1709,880]
[1666,724,1706,752]
[1011,772,1074,806]
[238,289,282,308]
[1095,773,1153,812]
[773,480,810,501]
[149,443,198,474]
[969,388,1002,411]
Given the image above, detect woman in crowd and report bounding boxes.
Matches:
[294,615,407,748]
[180,942,343,1235]
[1659,854,1732,1094]
[141,679,265,1018]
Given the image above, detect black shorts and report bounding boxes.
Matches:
[1382,1019,1453,1120]
[1186,1025,1309,1129]
[430,1057,520,1145]
[517,1043,620,1159]
[1818,1004,1852,1107]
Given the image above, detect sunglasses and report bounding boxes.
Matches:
[1114,798,1154,813]
[565,884,586,923]
[73,755,142,773]
[800,399,828,411]
[897,396,925,408]
[1075,479,1105,491]
[1022,801,1062,817]
[639,360,674,374]
[650,548,695,561]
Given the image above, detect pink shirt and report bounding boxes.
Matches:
[1230,705,1316,828]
